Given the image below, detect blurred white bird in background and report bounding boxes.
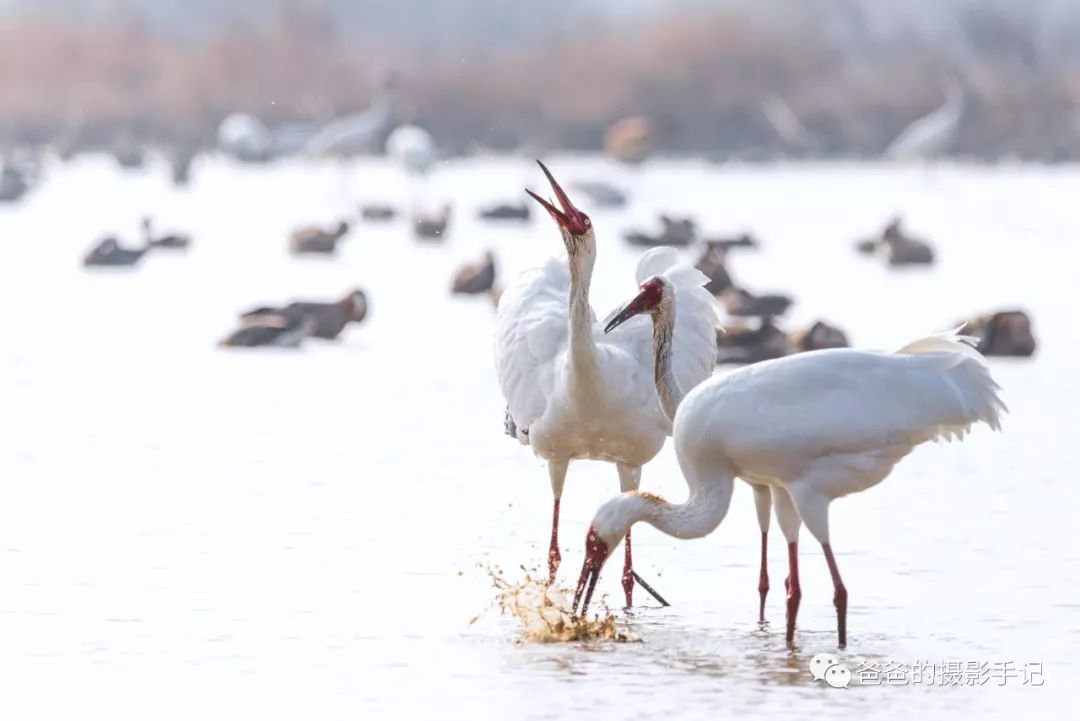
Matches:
[886,81,965,161]
[494,161,717,607]
[576,276,1005,648]
[386,125,437,175]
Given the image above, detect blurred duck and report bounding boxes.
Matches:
[478,201,530,221]
[360,203,397,221]
[570,180,627,208]
[290,220,350,254]
[624,215,696,247]
[857,217,934,266]
[142,217,191,250]
[717,318,849,365]
[722,287,794,318]
[704,233,758,251]
[791,320,850,352]
[716,320,790,364]
[83,236,149,267]
[240,289,368,341]
[219,312,313,348]
[694,246,734,296]
[413,205,451,240]
[957,310,1036,357]
[451,251,496,295]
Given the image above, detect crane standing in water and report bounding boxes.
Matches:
[575,275,1005,647]
[494,162,717,607]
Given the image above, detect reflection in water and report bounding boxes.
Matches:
[487,566,638,643]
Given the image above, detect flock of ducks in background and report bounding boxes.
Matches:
[62,156,1036,359]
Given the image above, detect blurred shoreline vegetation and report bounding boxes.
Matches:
[1,0,1079,160]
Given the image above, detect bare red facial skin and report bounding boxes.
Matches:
[526,160,591,236]
[603,277,664,334]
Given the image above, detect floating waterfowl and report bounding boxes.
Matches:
[791,320,850,352]
[704,233,758,251]
[857,218,934,266]
[240,290,368,341]
[219,313,313,348]
[290,220,350,254]
[570,181,627,208]
[624,215,696,248]
[957,310,1036,357]
[413,205,451,240]
[694,246,734,296]
[478,202,530,221]
[722,287,794,318]
[83,237,149,267]
[452,251,496,295]
[360,204,397,221]
[715,320,791,364]
[142,217,191,250]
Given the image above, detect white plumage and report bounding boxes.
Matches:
[885,83,965,161]
[494,161,717,605]
[496,247,716,448]
[575,275,1005,647]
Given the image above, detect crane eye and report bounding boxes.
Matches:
[583,217,591,227]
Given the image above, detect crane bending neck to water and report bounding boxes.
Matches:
[574,275,1005,648]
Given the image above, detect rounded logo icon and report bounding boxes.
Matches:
[809,653,840,681]
[825,664,852,689]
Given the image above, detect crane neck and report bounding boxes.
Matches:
[652,296,685,424]
[566,244,602,391]
[626,481,734,541]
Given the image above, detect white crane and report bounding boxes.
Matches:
[885,83,965,161]
[573,275,1005,647]
[494,161,717,607]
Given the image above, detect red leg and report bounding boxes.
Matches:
[784,541,801,648]
[822,544,848,648]
[621,529,634,608]
[547,499,561,583]
[758,531,770,623]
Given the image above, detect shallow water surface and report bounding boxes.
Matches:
[0,156,1075,718]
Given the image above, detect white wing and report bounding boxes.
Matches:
[604,247,718,392]
[494,258,590,434]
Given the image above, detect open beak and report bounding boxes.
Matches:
[603,288,653,334]
[526,160,580,230]
[571,528,609,616]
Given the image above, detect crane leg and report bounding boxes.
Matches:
[547,459,568,583]
[616,463,642,608]
[822,544,848,648]
[784,541,801,648]
[752,484,772,623]
[758,531,770,623]
[547,498,561,583]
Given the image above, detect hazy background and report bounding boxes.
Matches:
[2,0,1080,159]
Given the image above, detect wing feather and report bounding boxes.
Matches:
[494,258,572,433]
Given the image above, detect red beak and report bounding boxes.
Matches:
[603,288,654,334]
[572,527,609,616]
[526,160,588,234]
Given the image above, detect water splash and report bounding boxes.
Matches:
[484,566,638,643]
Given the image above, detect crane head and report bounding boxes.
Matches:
[526,160,592,238]
[603,276,667,334]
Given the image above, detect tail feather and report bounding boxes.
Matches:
[896,330,1007,437]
